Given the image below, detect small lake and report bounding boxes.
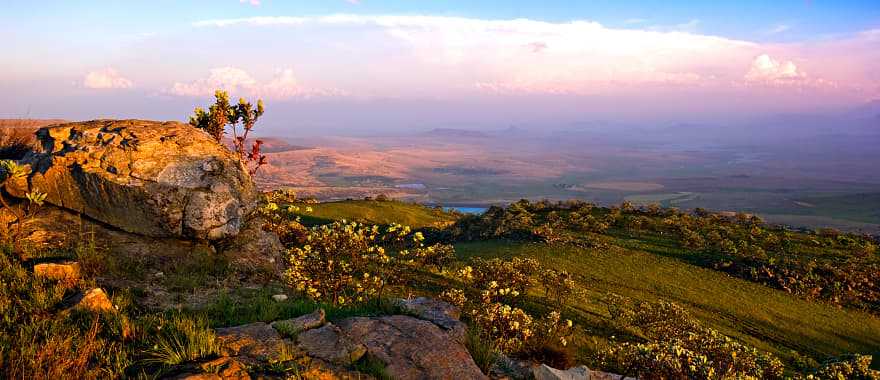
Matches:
[447,206,488,214]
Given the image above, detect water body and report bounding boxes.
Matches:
[448,206,488,214]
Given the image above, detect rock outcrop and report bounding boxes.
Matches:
[338,315,487,380]
[9,120,256,241]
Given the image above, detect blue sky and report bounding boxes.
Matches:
[6,0,878,41]
[2,1,879,133]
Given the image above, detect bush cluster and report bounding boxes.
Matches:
[596,295,785,379]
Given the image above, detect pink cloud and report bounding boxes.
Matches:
[82,68,133,89]
[169,67,345,99]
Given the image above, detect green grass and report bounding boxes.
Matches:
[452,240,880,364]
[297,199,880,368]
[198,289,408,328]
[297,200,456,228]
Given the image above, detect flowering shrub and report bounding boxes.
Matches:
[806,354,879,379]
[470,302,534,352]
[284,220,436,305]
[412,243,455,271]
[258,192,312,245]
[540,269,577,308]
[446,257,573,355]
[598,295,784,379]
[465,257,539,303]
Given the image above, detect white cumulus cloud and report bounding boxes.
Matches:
[83,68,133,89]
[744,54,806,84]
[169,67,342,99]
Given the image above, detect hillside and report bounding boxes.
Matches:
[2,120,878,379]
[285,199,880,373]
[298,199,456,227]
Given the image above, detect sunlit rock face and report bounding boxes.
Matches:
[10,119,256,241]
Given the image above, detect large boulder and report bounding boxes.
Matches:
[10,120,256,241]
[337,315,487,380]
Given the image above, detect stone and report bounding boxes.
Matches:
[73,288,114,313]
[532,364,634,380]
[296,323,366,365]
[33,261,80,281]
[201,357,251,380]
[272,309,325,335]
[396,297,466,339]
[337,315,487,380]
[532,364,589,380]
[170,356,252,380]
[272,294,288,302]
[217,216,284,277]
[215,322,284,361]
[9,120,256,241]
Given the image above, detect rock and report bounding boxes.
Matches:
[532,364,633,380]
[201,357,251,380]
[296,323,366,365]
[272,294,288,302]
[33,261,80,281]
[532,364,589,380]
[10,120,256,241]
[170,357,251,380]
[73,288,114,313]
[272,309,325,335]
[217,216,284,277]
[396,297,466,338]
[337,315,487,380]
[215,322,284,361]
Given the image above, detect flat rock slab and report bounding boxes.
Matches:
[296,323,366,365]
[338,315,487,380]
[272,308,326,336]
[396,297,466,337]
[10,120,256,241]
[532,364,634,380]
[170,357,252,380]
[215,322,284,361]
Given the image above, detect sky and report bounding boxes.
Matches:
[2,0,879,134]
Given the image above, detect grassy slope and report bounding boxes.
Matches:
[454,241,880,362]
[299,200,455,228]
[306,200,880,364]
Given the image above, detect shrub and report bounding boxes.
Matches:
[598,295,784,379]
[806,354,879,379]
[540,269,577,308]
[284,221,423,305]
[189,90,267,174]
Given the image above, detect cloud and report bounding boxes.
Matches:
[188,15,872,98]
[239,0,260,6]
[744,54,806,84]
[624,18,647,24]
[766,24,791,35]
[169,67,343,99]
[82,68,133,89]
[169,67,256,96]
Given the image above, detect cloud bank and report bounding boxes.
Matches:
[169,67,343,99]
[187,14,876,100]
